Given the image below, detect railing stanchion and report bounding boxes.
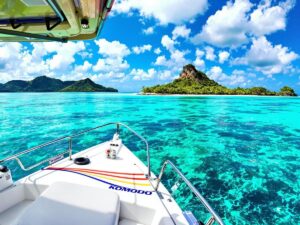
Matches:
[116,123,120,134]
[155,160,225,225]
[68,137,72,160]
[155,161,167,190]
[0,122,151,177]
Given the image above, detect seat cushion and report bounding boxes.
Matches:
[17,182,120,225]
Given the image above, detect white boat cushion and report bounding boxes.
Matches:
[17,182,120,225]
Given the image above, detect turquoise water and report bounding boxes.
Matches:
[0,93,299,224]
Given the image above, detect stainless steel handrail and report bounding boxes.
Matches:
[0,122,151,177]
[46,0,65,22]
[155,160,225,225]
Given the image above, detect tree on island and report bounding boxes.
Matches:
[142,64,297,96]
[278,86,297,96]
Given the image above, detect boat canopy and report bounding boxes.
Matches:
[0,0,114,42]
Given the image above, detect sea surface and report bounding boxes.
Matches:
[0,93,299,225]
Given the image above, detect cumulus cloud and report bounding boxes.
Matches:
[113,0,208,25]
[132,44,152,54]
[219,51,230,63]
[29,42,86,71]
[192,0,252,47]
[93,39,131,80]
[234,36,298,75]
[0,43,32,82]
[205,46,216,61]
[155,49,189,70]
[192,0,295,48]
[143,26,154,35]
[172,25,191,40]
[131,68,156,80]
[161,35,177,52]
[207,66,248,86]
[156,32,190,72]
[0,43,23,64]
[93,57,129,73]
[95,39,130,58]
[0,42,86,83]
[194,49,205,68]
[74,61,92,73]
[154,48,162,55]
[79,51,93,59]
[158,70,172,80]
[46,42,85,70]
[249,0,295,36]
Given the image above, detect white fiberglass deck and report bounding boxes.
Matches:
[0,142,189,225]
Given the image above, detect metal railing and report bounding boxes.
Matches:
[155,160,225,225]
[0,122,151,177]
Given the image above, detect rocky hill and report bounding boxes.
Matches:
[61,78,118,92]
[142,64,297,96]
[0,76,118,92]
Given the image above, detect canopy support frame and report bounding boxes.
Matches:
[0,28,67,42]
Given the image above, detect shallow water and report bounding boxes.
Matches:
[0,93,299,224]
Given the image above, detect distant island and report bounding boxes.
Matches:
[142,64,297,96]
[0,76,118,92]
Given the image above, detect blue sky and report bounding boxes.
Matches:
[0,0,300,93]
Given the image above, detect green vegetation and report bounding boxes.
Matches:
[278,86,297,96]
[0,76,118,92]
[142,64,297,96]
[60,78,117,92]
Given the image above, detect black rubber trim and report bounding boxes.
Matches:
[0,165,9,173]
[74,157,90,165]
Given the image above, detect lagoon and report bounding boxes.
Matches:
[0,93,299,224]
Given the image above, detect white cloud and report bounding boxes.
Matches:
[207,66,248,86]
[143,26,154,35]
[74,61,92,73]
[196,49,205,58]
[46,42,85,70]
[131,68,156,80]
[79,51,93,59]
[0,40,131,84]
[161,35,177,51]
[155,49,189,70]
[95,39,130,58]
[93,57,129,73]
[194,49,205,68]
[158,70,172,80]
[0,43,31,82]
[219,51,230,63]
[155,56,167,66]
[132,44,152,54]
[172,25,191,40]
[92,39,131,80]
[130,68,173,81]
[30,42,85,71]
[0,43,23,63]
[193,0,252,47]
[205,46,216,61]
[156,32,189,71]
[172,50,188,64]
[249,0,295,36]
[154,48,162,55]
[0,42,86,83]
[113,0,208,25]
[235,36,298,75]
[192,0,295,48]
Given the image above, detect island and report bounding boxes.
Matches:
[0,76,118,92]
[142,64,297,96]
